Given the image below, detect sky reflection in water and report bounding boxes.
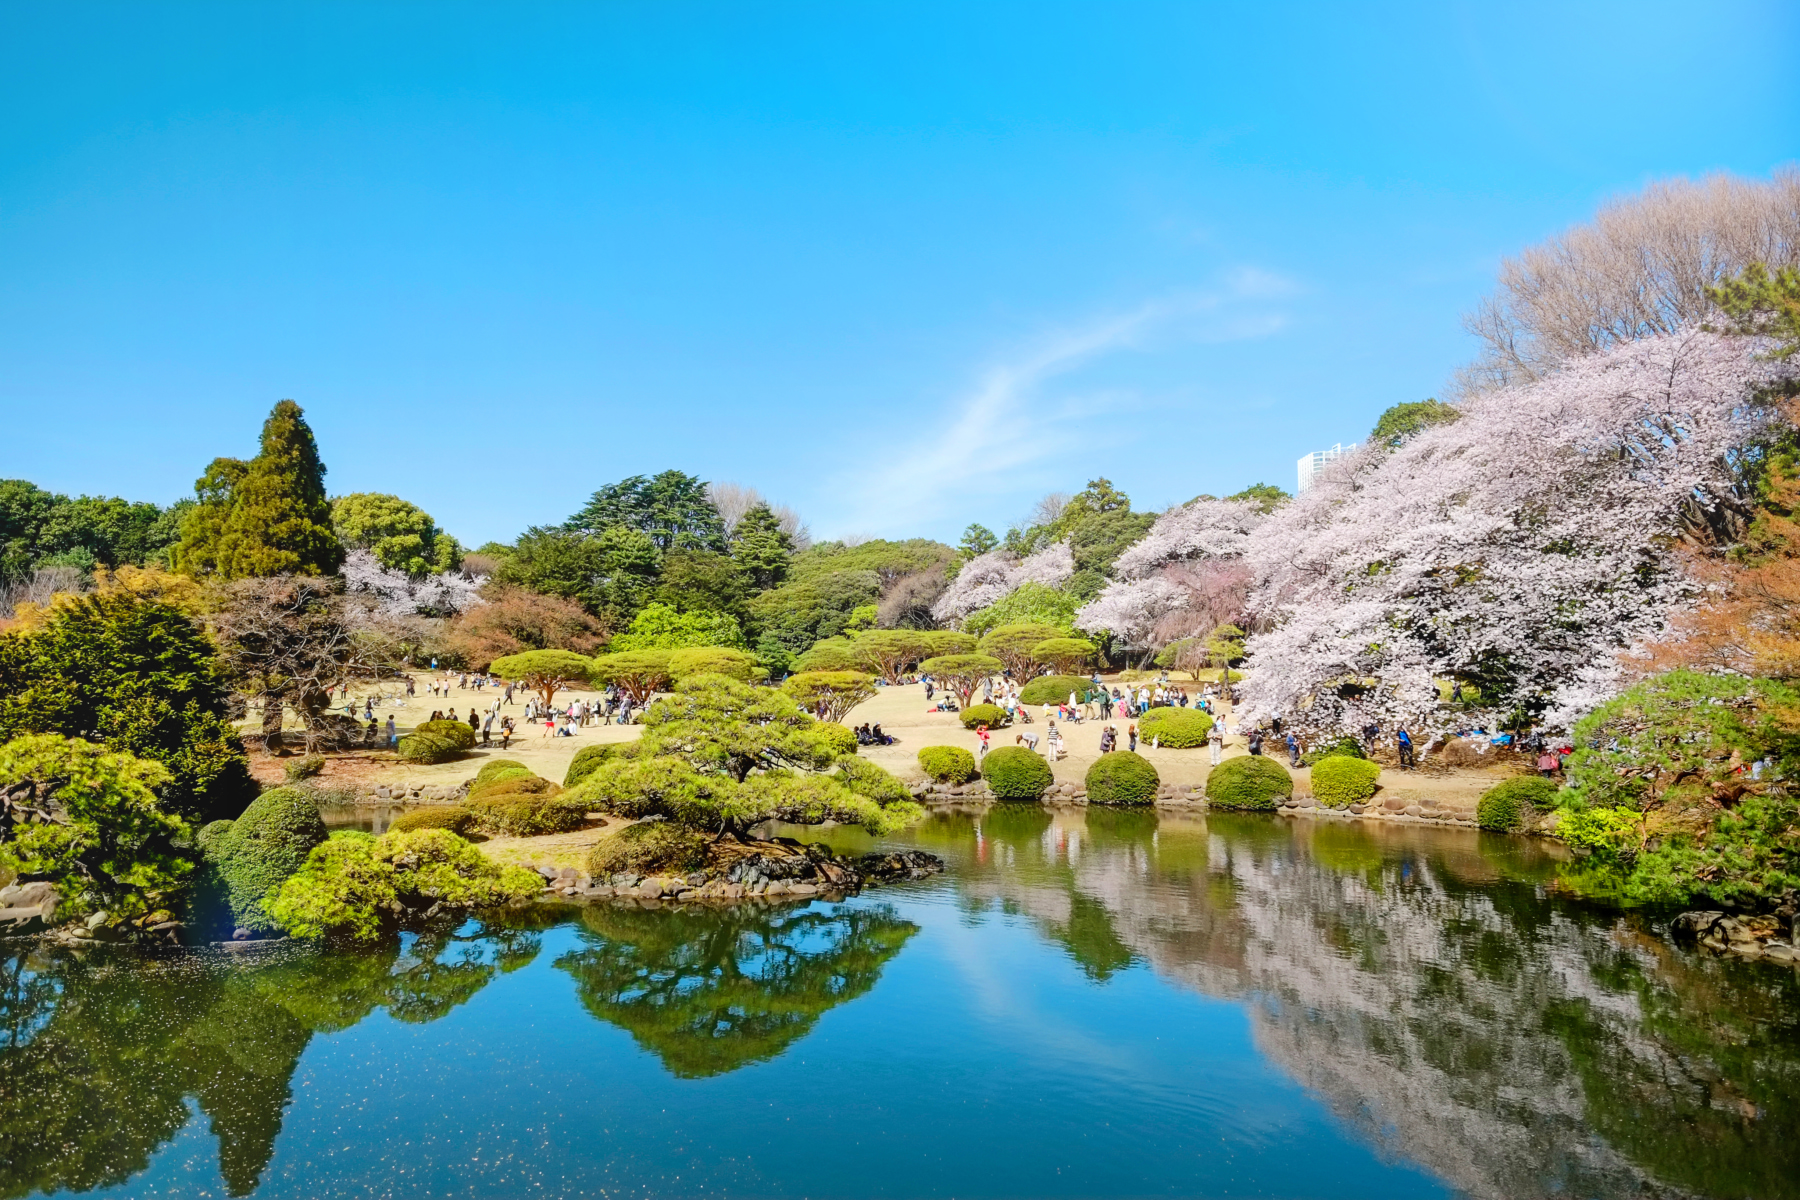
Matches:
[2,809,1796,1199]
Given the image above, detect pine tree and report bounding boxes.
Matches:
[730,503,794,590]
[176,401,342,578]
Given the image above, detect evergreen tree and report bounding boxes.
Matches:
[565,469,726,552]
[176,401,342,578]
[958,523,998,560]
[729,503,794,590]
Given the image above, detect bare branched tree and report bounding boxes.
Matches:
[708,481,812,550]
[1028,492,1073,530]
[1457,169,1800,396]
[0,566,89,620]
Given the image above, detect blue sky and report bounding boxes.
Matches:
[2,1,1795,547]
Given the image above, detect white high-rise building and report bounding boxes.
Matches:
[1297,443,1355,493]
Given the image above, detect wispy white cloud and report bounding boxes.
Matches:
[826,275,1293,537]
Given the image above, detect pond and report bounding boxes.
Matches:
[2,809,1796,1199]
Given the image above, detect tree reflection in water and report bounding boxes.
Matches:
[912,805,1800,1200]
[0,917,541,1199]
[554,901,917,1078]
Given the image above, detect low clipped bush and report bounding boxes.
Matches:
[1477,775,1560,832]
[1085,751,1159,805]
[466,792,587,836]
[1300,736,1366,767]
[1138,707,1214,749]
[586,821,712,877]
[982,746,1054,801]
[1018,675,1090,707]
[918,745,979,783]
[389,807,476,836]
[416,718,477,750]
[564,742,626,787]
[202,785,330,934]
[1310,756,1382,808]
[397,732,462,764]
[1205,756,1293,811]
[284,754,326,783]
[960,703,1011,730]
[474,758,529,788]
[812,722,859,757]
[470,772,554,803]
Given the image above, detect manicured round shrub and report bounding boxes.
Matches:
[981,746,1054,801]
[1300,736,1365,767]
[469,772,553,802]
[397,732,461,764]
[564,742,625,787]
[1085,751,1159,805]
[587,821,712,877]
[389,806,476,836]
[284,754,326,782]
[1477,775,1560,832]
[1138,707,1214,748]
[1310,756,1382,808]
[416,719,477,750]
[959,703,1011,730]
[209,785,329,933]
[1018,675,1090,707]
[815,722,858,757]
[1205,756,1293,811]
[918,745,979,783]
[474,758,529,788]
[667,646,760,683]
[467,793,587,836]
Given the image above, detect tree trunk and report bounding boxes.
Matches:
[260,693,286,756]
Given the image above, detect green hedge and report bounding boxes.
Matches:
[1205,756,1292,811]
[816,722,858,757]
[960,703,1012,730]
[1018,675,1090,707]
[1139,707,1213,748]
[1300,736,1365,767]
[203,785,329,934]
[564,742,626,787]
[1477,775,1559,832]
[587,821,712,877]
[416,718,477,750]
[470,772,554,803]
[474,758,529,788]
[918,745,979,783]
[1085,752,1159,805]
[389,807,476,836]
[982,746,1053,801]
[467,793,587,837]
[1311,756,1382,808]
[397,732,463,764]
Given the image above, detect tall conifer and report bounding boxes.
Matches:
[176,400,342,577]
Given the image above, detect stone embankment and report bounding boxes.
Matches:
[523,843,943,905]
[1672,908,1800,964]
[0,881,59,936]
[1274,793,1481,827]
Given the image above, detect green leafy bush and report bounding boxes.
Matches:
[467,792,586,837]
[1477,776,1559,832]
[199,785,329,934]
[1085,752,1159,805]
[468,772,553,803]
[959,703,1011,730]
[1138,707,1213,748]
[1300,736,1365,767]
[982,746,1053,801]
[415,719,476,750]
[918,745,978,783]
[1557,805,1645,856]
[564,742,626,787]
[1204,756,1292,811]
[586,820,712,877]
[388,807,476,836]
[474,758,529,788]
[815,722,858,757]
[284,754,326,783]
[396,731,462,764]
[1018,675,1090,706]
[834,755,913,806]
[267,827,542,942]
[1310,756,1382,808]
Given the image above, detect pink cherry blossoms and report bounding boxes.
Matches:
[342,548,488,618]
[931,541,1074,625]
[1075,499,1264,653]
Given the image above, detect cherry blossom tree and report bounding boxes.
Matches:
[342,548,486,618]
[1238,329,1794,735]
[930,542,1074,626]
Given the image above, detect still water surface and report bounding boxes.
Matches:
[3,808,1796,1199]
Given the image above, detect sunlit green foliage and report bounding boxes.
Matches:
[1205,756,1292,810]
[330,492,462,575]
[981,746,1053,800]
[176,400,343,578]
[1085,751,1158,806]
